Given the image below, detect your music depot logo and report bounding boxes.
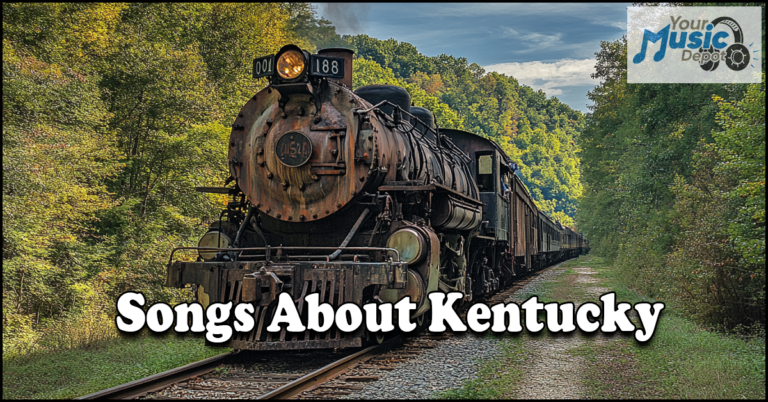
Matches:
[628,6,761,83]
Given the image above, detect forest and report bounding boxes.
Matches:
[2,3,763,360]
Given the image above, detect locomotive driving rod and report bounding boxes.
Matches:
[328,208,370,260]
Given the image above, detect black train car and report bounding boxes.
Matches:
[538,211,561,268]
[560,224,580,259]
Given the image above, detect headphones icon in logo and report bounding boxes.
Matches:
[699,16,750,72]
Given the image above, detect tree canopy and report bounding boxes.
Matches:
[3,2,296,354]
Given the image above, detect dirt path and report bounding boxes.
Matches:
[513,334,588,399]
[503,262,622,399]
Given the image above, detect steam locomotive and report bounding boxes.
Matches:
[165,44,589,350]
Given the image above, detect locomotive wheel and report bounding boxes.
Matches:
[361,318,387,345]
[364,327,390,346]
[467,247,484,297]
[363,287,391,346]
[415,312,431,332]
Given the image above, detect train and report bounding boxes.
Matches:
[165,44,589,351]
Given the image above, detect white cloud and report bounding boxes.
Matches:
[610,21,627,30]
[404,3,630,30]
[484,58,599,97]
[502,28,563,53]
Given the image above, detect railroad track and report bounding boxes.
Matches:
[78,259,572,400]
[257,337,404,399]
[77,351,238,400]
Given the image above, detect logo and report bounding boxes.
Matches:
[628,6,761,83]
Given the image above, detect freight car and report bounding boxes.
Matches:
[165,44,588,350]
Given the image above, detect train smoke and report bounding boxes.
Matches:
[320,3,371,35]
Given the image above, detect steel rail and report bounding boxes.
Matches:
[256,337,403,400]
[76,351,236,400]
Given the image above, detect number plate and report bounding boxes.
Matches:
[310,55,345,78]
[252,55,275,78]
[275,132,313,167]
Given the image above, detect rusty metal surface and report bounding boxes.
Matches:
[195,186,239,194]
[167,255,408,350]
[378,183,483,206]
[229,81,378,224]
[224,266,365,349]
[167,246,402,266]
[229,81,480,225]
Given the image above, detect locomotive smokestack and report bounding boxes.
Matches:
[318,48,354,88]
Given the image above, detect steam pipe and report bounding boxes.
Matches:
[252,215,269,247]
[233,206,256,248]
[329,208,370,260]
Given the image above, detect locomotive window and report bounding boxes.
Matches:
[476,154,494,192]
[478,155,492,174]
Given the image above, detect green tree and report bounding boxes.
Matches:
[353,57,464,129]
[2,3,296,354]
[3,36,119,336]
[667,78,765,327]
[578,21,765,328]
[282,3,344,52]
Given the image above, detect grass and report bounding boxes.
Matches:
[433,254,766,399]
[570,338,660,399]
[437,335,527,399]
[587,255,766,399]
[2,332,229,399]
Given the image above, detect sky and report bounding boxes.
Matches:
[315,3,631,113]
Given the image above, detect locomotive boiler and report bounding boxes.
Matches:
[165,44,588,351]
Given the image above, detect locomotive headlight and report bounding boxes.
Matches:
[198,231,231,261]
[276,49,305,79]
[386,228,427,265]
